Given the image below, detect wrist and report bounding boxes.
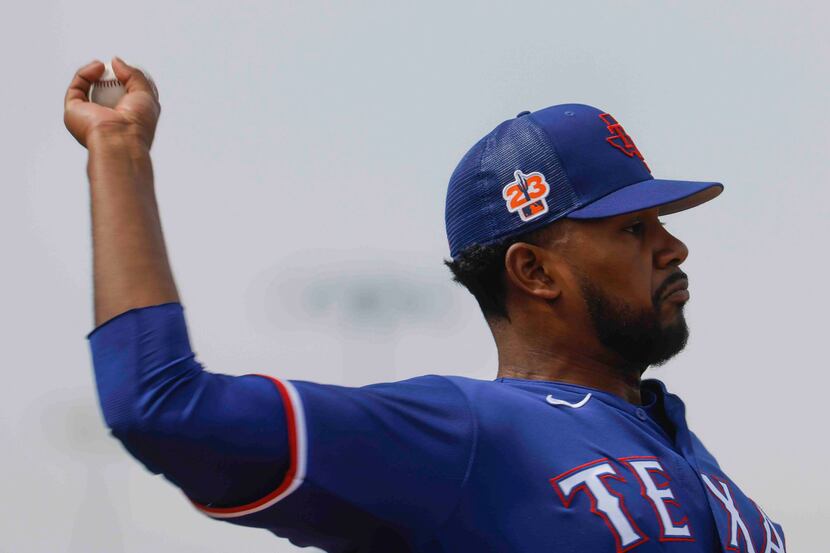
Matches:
[87,123,152,155]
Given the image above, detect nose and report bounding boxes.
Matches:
[655,224,689,268]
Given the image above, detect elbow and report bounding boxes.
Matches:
[98,389,168,460]
[97,397,165,475]
[98,369,207,477]
[95,356,204,453]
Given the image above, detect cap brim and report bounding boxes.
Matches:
[565,179,724,219]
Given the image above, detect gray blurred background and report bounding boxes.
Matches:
[1,0,826,551]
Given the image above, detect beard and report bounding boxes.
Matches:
[575,270,689,371]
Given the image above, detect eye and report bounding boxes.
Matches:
[623,219,667,235]
[624,221,645,235]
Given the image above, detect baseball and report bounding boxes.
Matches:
[88,62,154,108]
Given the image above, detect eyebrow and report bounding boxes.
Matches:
[621,215,667,225]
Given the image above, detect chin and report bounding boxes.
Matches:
[650,320,690,367]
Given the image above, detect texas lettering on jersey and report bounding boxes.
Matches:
[552,456,786,553]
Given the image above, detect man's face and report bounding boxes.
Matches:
[562,208,691,370]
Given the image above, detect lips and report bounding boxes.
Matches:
[661,279,689,302]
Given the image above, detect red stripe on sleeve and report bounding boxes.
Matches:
[190,375,299,516]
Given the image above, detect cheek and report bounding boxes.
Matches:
[584,251,652,302]
[564,234,655,307]
[612,274,654,308]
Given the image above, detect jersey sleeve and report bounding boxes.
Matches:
[204,375,477,549]
[87,302,291,507]
[87,303,476,550]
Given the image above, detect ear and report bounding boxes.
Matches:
[504,242,562,302]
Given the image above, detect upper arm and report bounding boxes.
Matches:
[196,376,477,547]
[88,302,291,507]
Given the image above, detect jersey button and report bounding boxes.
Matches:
[635,408,648,421]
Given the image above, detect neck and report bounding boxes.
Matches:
[495,342,645,405]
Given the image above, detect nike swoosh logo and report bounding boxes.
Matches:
[546,393,592,409]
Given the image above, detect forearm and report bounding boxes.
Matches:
[87,125,179,327]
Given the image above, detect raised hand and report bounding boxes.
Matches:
[64,57,161,149]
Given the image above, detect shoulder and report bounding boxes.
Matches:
[284,374,483,437]
[284,375,558,447]
[289,374,476,405]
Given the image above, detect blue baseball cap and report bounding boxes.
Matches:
[445,103,724,259]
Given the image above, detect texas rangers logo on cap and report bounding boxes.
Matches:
[599,113,650,172]
[502,170,551,222]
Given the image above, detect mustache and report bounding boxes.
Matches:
[654,270,688,305]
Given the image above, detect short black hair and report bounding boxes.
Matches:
[444,223,559,322]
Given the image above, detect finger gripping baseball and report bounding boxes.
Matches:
[88,58,157,108]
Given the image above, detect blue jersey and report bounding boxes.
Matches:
[88,302,786,552]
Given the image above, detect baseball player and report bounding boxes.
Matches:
[65,59,786,552]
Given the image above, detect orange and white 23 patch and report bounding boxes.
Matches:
[502,170,550,222]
